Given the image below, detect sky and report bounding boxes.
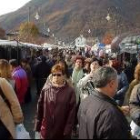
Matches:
[0,0,31,16]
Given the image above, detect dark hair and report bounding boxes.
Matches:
[41,56,47,62]
[9,59,18,67]
[21,58,28,64]
[91,58,103,66]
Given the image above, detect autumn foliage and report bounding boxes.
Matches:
[102,33,114,45]
[19,22,39,43]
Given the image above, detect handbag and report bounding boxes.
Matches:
[16,124,31,139]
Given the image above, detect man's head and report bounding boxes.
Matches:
[92,66,118,97]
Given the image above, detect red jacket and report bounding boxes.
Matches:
[35,81,76,139]
[12,66,29,104]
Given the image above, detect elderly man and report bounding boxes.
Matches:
[78,66,131,139]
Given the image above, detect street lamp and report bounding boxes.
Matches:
[35,12,40,20]
[106,13,111,21]
[47,28,50,33]
[88,29,91,34]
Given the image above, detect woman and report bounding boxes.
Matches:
[0,59,24,139]
[0,59,15,88]
[77,58,103,101]
[35,64,76,139]
[83,58,91,74]
[125,63,140,105]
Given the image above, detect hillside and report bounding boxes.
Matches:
[0,0,140,42]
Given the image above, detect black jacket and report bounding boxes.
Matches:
[34,61,51,79]
[78,90,131,139]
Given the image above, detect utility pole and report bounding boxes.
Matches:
[28,7,31,22]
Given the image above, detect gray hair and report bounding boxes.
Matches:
[92,66,117,88]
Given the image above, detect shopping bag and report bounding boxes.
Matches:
[130,121,140,137]
[16,124,30,139]
[35,132,40,139]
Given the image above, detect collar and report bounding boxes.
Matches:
[93,89,118,107]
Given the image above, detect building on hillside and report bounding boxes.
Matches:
[75,35,86,48]
[6,31,19,41]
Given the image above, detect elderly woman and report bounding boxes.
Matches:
[35,64,76,139]
[0,59,24,139]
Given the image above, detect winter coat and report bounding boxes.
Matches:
[12,66,29,104]
[114,72,129,106]
[125,79,140,105]
[0,78,24,139]
[35,81,76,139]
[72,68,85,104]
[34,61,51,79]
[77,74,94,101]
[130,84,140,126]
[78,89,131,139]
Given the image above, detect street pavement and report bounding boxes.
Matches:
[21,80,38,139]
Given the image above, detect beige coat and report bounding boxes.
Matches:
[0,78,24,139]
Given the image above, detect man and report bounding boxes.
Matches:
[72,55,85,104]
[71,55,85,136]
[9,59,28,104]
[34,56,51,95]
[78,66,131,139]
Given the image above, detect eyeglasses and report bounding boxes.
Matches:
[52,73,62,77]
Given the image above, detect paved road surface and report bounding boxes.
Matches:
[22,81,38,139]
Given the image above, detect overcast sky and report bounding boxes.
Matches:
[0,0,31,16]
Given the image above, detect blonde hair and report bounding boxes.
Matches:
[134,63,140,81]
[0,59,12,79]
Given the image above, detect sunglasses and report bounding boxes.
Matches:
[52,73,62,77]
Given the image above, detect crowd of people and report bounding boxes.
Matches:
[0,48,140,139]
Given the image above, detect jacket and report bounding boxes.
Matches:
[125,79,140,105]
[12,66,29,104]
[35,81,76,139]
[77,74,94,101]
[114,72,129,105]
[78,89,131,139]
[0,78,24,139]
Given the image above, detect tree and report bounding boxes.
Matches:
[19,22,39,43]
[0,27,5,39]
[102,32,114,45]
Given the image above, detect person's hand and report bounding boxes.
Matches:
[121,106,130,115]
